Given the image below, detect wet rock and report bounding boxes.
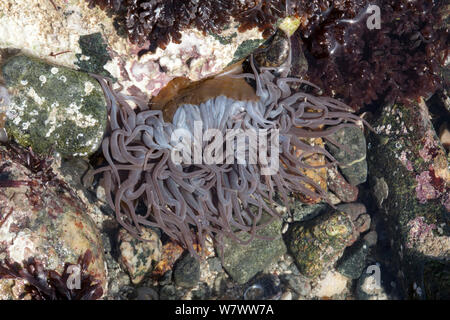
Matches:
[134,287,159,300]
[357,268,389,300]
[438,122,450,151]
[313,271,349,298]
[286,204,370,279]
[0,145,107,297]
[1,54,107,157]
[219,215,286,284]
[289,28,308,79]
[243,274,282,300]
[207,257,222,273]
[280,273,311,297]
[422,260,450,300]
[159,284,179,300]
[173,254,200,289]
[367,101,450,298]
[336,233,376,280]
[254,30,290,69]
[326,126,367,186]
[0,1,268,101]
[191,283,211,300]
[59,157,93,195]
[327,166,359,203]
[280,291,293,300]
[118,228,162,284]
[288,201,328,223]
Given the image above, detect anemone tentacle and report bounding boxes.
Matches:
[91,56,364,257]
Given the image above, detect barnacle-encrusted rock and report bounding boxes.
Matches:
[0,145,107,299]
[367,100,450,298]
[326,126,367,186]
[286,204,370,279]
[219,215,286,285]
[1,54,107,157]
[118,228,162,284]
[0,1,270,101]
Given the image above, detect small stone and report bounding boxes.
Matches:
[314,271,349,298]
[219,215,287,284]
[118,228,162,284]
[327,166,359,203]
[135,287,159,300]
[191,283,211,300]
[438,122,450,151]
[173,254,201,289]
[281,291,293,300]
[2,54,107,157]
[326,126,367,186]
[243,274,282,300]
[159,284,179,300]
[280,273,311,296]
[254,29,290,69]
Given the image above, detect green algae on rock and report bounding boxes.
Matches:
[367,100,450,299]
[219,215,286,285]
[286,211,355,279]
[2,54,107,157]
[286,205,370,279]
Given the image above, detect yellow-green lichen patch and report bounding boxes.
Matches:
[286,211,355,279]
[2,54,107,157]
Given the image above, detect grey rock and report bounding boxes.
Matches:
[336,239,371,279]
[207,257,222,273]
[326,126,367,186]
[2,54,107,157]
[289,201,328,222]
[135,287,159,300]
[219,215,286,284]
[159,285,179,300]
[173,254,201,288]
[280,274,311,296]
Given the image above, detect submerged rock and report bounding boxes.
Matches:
[0,144,106,298]
[173,254,200,289]
[1,54,107,157]
[219,215,286,285]
[286,204,370,279]
[118,228,162,284]
[422,260,450,300]
[326,126,367,186]
[367,100,450,298]
[336,231,378,280]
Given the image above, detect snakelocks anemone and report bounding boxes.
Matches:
[90,52,365,258]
